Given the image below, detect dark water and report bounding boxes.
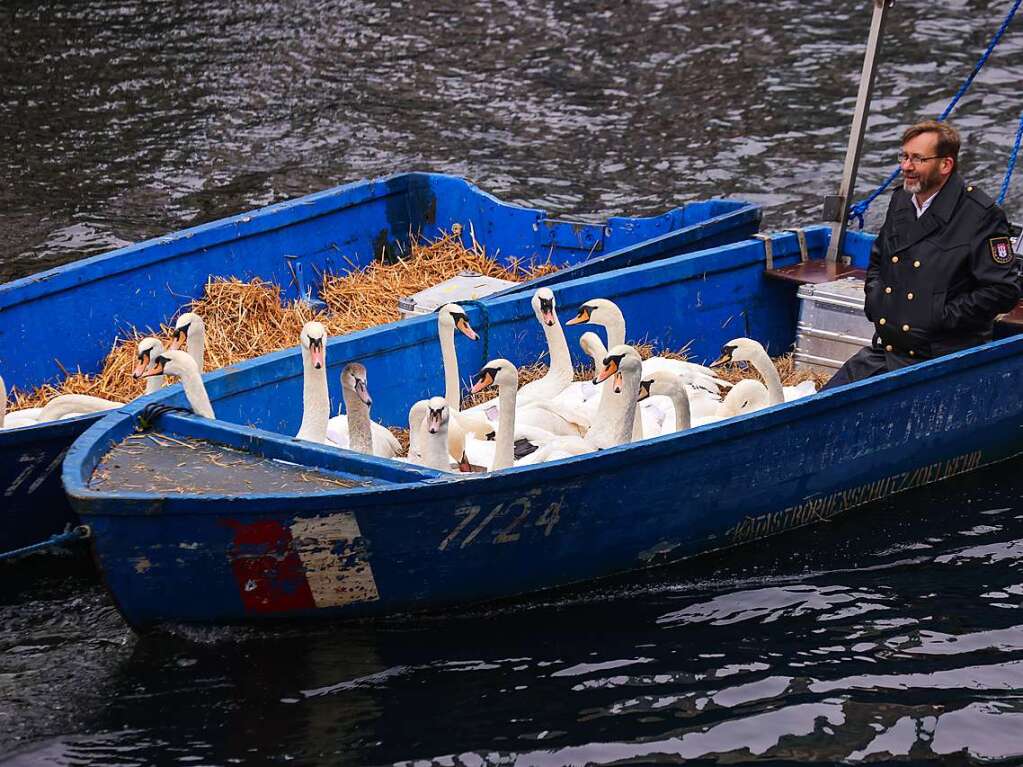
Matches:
[4,0,1023,764]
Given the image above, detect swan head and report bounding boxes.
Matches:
[578,331,607,366]
[300,321,327,370]
[531,288,558,327]
[142,349,199,380]
[341,363,372,406]
[470,358,516,394]
[170,312,205,351]
[595,344,642,392]
[425,396,449,434]
[711,338,765,367]
[566,298,621,328]
[132,337,165,378]
[437,304,478,341]
[637,370,681,402]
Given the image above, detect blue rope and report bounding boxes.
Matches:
[998,110,1023,206]
[849,0,1023,226]
[0,525,90,562]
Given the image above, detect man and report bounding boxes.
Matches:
[822,120,1019,390]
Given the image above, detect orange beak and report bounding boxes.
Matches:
[565,309,589,326]
[132,353,151,379]
[457,318,479,341]
[470,371,494,394]
[594,357,618,384]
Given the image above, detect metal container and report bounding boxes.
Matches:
[794,277,874,373]
[397,271,517,319]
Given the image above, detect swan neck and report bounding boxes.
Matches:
[604,312,626,349]
[440,324,461,411]
[670,386,692,430]
[493,378,518,470]
[296,348,329,442]
[421,425,450,471]
[181,368,215,419]
[144,374,165,395]
[189,329,206,372]
[542,317,573,381]
[342,386,373,454]
[753,348,784,404]
[0,377,6,427]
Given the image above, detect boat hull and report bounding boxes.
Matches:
[1,173,759,554]
[61,226,1023,627]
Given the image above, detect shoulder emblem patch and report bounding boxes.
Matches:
[990,237,1014,265]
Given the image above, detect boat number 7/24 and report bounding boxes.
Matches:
[438,491,562,551]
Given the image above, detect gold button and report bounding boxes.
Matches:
[886,344,893,352]
[892,256,899,263]
[902,324,910,332]
[907,292,914,300]
[879,318,886,325]
[909,350,916,356]
[967,186,974,192]
[914,260,921,268]
[885,286,892,294]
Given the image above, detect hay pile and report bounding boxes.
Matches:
[10,231,557,410]
[319,227,558,333]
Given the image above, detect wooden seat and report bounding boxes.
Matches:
[764,260,866,285]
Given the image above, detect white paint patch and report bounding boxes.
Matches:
[290,513,380,608]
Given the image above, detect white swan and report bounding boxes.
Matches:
[469,359,534,471]
[519,344,643,465]
[295,321,329,443]
[142,350,215,418]
[515,288,575,407]
[710,338,817,405]
[327,363,401,458]
[171,312,206,371]
[133,337,167,394]
[566,297,729,396]
[0,376,35,430]
[405,398,472,472]
[0,337,169,428]
[435,303,495,440]
[691,379,772,426]
[416,397,457,471]
[637,370,692,435]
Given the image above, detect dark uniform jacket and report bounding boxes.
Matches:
[864,172,1019,361]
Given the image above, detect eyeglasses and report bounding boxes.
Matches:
[898,152,946,166]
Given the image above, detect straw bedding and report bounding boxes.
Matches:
[10,231,556,410]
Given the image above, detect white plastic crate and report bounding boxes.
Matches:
[397,271,517,319]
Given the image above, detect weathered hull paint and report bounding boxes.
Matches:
[1,173,759,554]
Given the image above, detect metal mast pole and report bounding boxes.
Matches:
[825,0,894,262]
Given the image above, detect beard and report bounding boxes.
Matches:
[903,164,943,197]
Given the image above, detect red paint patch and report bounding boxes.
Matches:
[224,519,315,614]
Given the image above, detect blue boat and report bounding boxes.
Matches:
[61,223,1019,628]
[0,173,759,555]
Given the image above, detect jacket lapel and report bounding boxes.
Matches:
[888,173,964,254]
